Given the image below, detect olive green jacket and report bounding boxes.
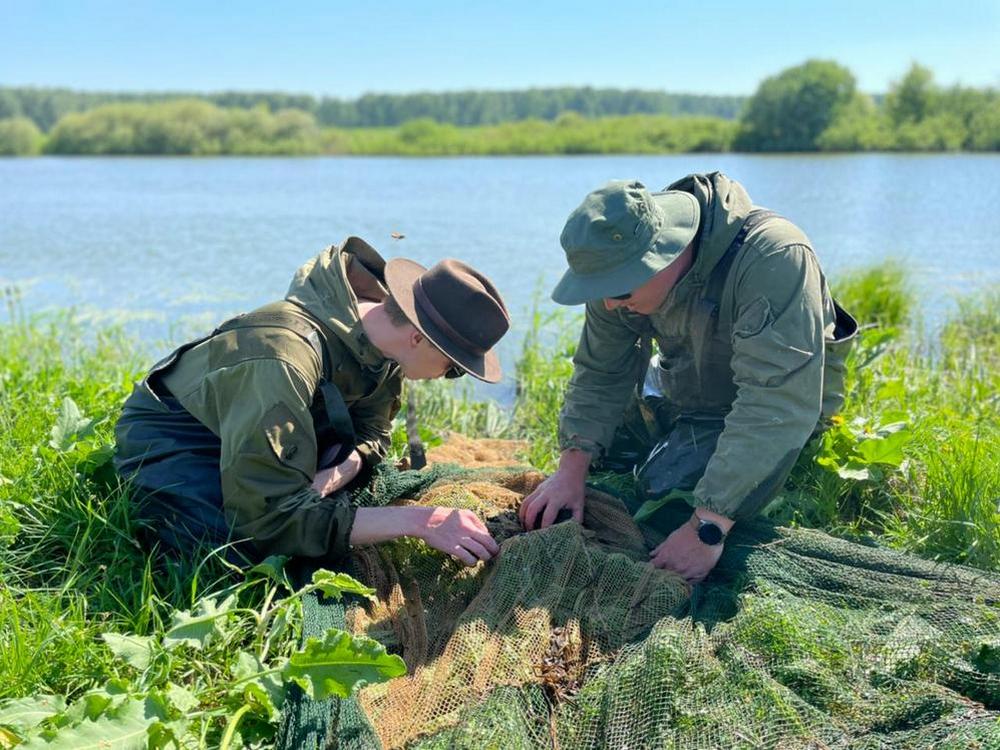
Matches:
[559,172,855,519]
[160,237,402,557]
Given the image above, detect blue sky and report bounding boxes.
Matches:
[2,1,998,96]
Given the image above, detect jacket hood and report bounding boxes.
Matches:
[284,237,390,367]
[665,171,754,283]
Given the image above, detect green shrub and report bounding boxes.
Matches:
[44,100,323,155]
[0,116,42,155]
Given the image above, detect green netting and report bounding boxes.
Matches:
[283,461,1000,750]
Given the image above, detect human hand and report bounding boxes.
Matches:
[648,511,729,583]
[417,507,500,566]
[519,464,587,531]
[311,450,363,496]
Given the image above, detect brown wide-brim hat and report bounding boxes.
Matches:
[384,257,510,383]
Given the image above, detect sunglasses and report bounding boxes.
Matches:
[609,292,633,301]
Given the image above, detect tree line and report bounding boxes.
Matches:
[0,61,997,155]
[0,86,744,131]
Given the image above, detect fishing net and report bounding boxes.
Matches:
[282,437,1000,750]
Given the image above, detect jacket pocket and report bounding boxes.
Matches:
[733,300,816,389]
[262,402,316,480]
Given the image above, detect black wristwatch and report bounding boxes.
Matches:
[690,512,728,546]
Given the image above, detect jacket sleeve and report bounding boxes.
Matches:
[350,372,402,468]
[693,243,826,519]
[558,300,645,459]
[211,359,356,559]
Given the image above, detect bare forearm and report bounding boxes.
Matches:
[349,506,430,546]
[558,447,592,478]
[311,449,364,496]
[349,505,499,566]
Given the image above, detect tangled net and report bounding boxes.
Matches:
[294,437,1000,749]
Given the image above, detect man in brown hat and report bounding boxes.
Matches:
[115,237,509,567]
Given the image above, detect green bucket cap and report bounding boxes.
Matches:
[551,179,700,306]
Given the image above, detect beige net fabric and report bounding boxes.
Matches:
[339,439,1000,749]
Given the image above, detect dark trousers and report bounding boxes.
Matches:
[114,386,254,563]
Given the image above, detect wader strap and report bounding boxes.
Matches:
[710,209,780,335]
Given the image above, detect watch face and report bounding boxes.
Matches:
[697,521,724,546]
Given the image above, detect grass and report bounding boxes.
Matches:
[0,262,998,745]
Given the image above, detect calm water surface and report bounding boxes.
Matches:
[1,154,998,383]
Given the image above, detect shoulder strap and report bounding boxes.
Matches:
[709,209,781,335]
[704,209,780,307]
[215,301,330,380]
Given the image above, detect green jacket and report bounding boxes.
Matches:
[559,172,856,519]
[160,237,402,557]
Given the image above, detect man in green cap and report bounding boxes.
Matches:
[520,172,857,583]
[116,238,509,567]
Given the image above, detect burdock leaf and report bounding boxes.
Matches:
[19,697,154,749]
[163,683,198,715]
[836,462,871,481]
[282,629,406,700]
[49,397,97,452]
[855,429,910,466]
[231,652,284,718]
[310,570,375,601]
[0,695,65,733]
[163,594,236,651]
[101,633,155,670]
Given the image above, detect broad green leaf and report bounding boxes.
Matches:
[311,570,375,601]
[164,683,198,714]
[873,421,908,437]
[48,397,97,452]
[101,632,155,670]
[243,679,283,721]
[836,462,871,481]
[0,695,65,733]
[163,594,236,651]
[232,651,264,681]
[231,652,284,718]
[248,554,289,585]
[282,628,406,700]
[856,430,911,466]
[20,697,155,749]
[147,719,188,750]
[633,489,695,523]
[79,443,116,476]
[57,691,118,727]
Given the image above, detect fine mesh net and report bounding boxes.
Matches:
[331,438,1000,749]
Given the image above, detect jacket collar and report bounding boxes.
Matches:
[284,236,393,373]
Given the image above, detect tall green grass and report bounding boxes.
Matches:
[771,271,999,569]
[0,263,997,741]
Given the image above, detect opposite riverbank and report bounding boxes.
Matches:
[2,62,998,156]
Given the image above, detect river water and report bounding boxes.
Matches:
[1,154,998,377]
